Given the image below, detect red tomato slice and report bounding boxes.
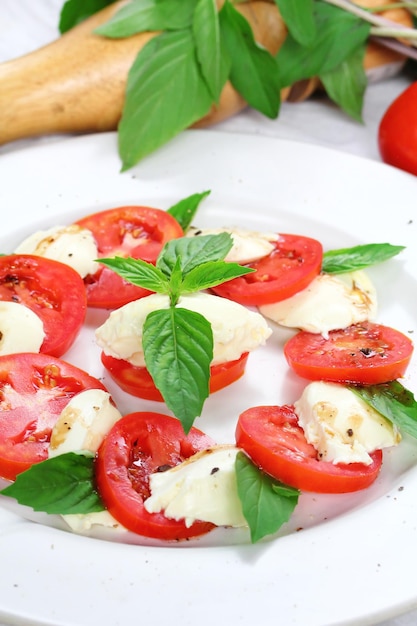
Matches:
[284,321,413,385]
[95,411,216,540]
[75,205,183,308]
[0,353,107,481]
[100,352,249,400]
[235,404,383,493]
[378,81,417,177]
[0,255,86,357]
[211,234,323,306]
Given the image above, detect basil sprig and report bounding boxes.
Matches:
[58,0,376,168]
[100,233,254,432]
[322,243,405,274]
[1,452,104,515]
[235,452,299,543]
[352,381,417,439]
[167,190,210,232]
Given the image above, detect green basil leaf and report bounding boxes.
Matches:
[157,233,233,276]
[235,452,299,543]
[118,29,213,170]
[167,190,211,231]
[181,260,254,293]
[1,452,105,514]
[322,243,405,274]
[193,0,226,101]
[219,1,281,118]
[351,381,417,439]
[169,257,184,305]
[95,0,197,38]
[98,256,170,293]
[277,2,370,87]
[143,308,213,432]
[59,0,112,33]
[274,0,316,46]
[320,44,367,122]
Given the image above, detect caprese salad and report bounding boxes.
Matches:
[0,190,415,546]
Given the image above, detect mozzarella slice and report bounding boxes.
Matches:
[294,381,401,465]
[0,301,45,355]
[144,445,247,528]
[48,388,122,457]
[62,510,127,533]
[259,270,377,336]
[48,388,124,532]
[95,291,272,367]
[187,226,278,264]
[14,224,99,278]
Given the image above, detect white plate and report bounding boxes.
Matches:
[0,130,416,626]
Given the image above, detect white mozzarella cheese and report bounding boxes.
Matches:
[259,271,377,336]
[294,381,401,465]
[187,226,278,264]
[14,224,99,278]
[62,510,127,533]
[144,445,247,528]
[48,388,124,531]
[48,388,122,457]
[0,301,45,355]
[95,291,272,367]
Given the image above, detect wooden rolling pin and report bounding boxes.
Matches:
[0,1,287,145]
[0,0,413,145]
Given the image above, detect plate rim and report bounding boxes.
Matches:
[0,130,416,626]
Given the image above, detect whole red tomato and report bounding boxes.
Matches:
[378,81,417,176]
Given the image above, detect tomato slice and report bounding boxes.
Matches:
[0,255,86,357]
[95,411,215,540]
[235,405,383,493]
[378,81,417,177]
[100,352,249,400]
[75,206,183,308]
[211,234,323,306]
[0,353,107,481]
[284,322,413,385]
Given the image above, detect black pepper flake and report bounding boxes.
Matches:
[359,347,377,357]
[156,464,173,473]
[210,467,219,475]
[347,428,354,437]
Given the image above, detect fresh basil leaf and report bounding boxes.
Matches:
[167,190,211,232]
[322,243,405,274]
[1,452,105,515]
[98,256,170,293]
[193,0,226,102]
[320,44,367,122]
[95,0,197,37]
[352,381,417,439]
[118,29,213,170]
[168,257,184,305]
[235,452,299,543]
[181,260,254,293]
[219,1,281,118]
[277,2,370,87]
[59,0,112,33]
[274,0,316,46]
[157,233,233,276]
[143,308,213,432]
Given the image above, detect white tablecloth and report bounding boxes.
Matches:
[0,3,416,626]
